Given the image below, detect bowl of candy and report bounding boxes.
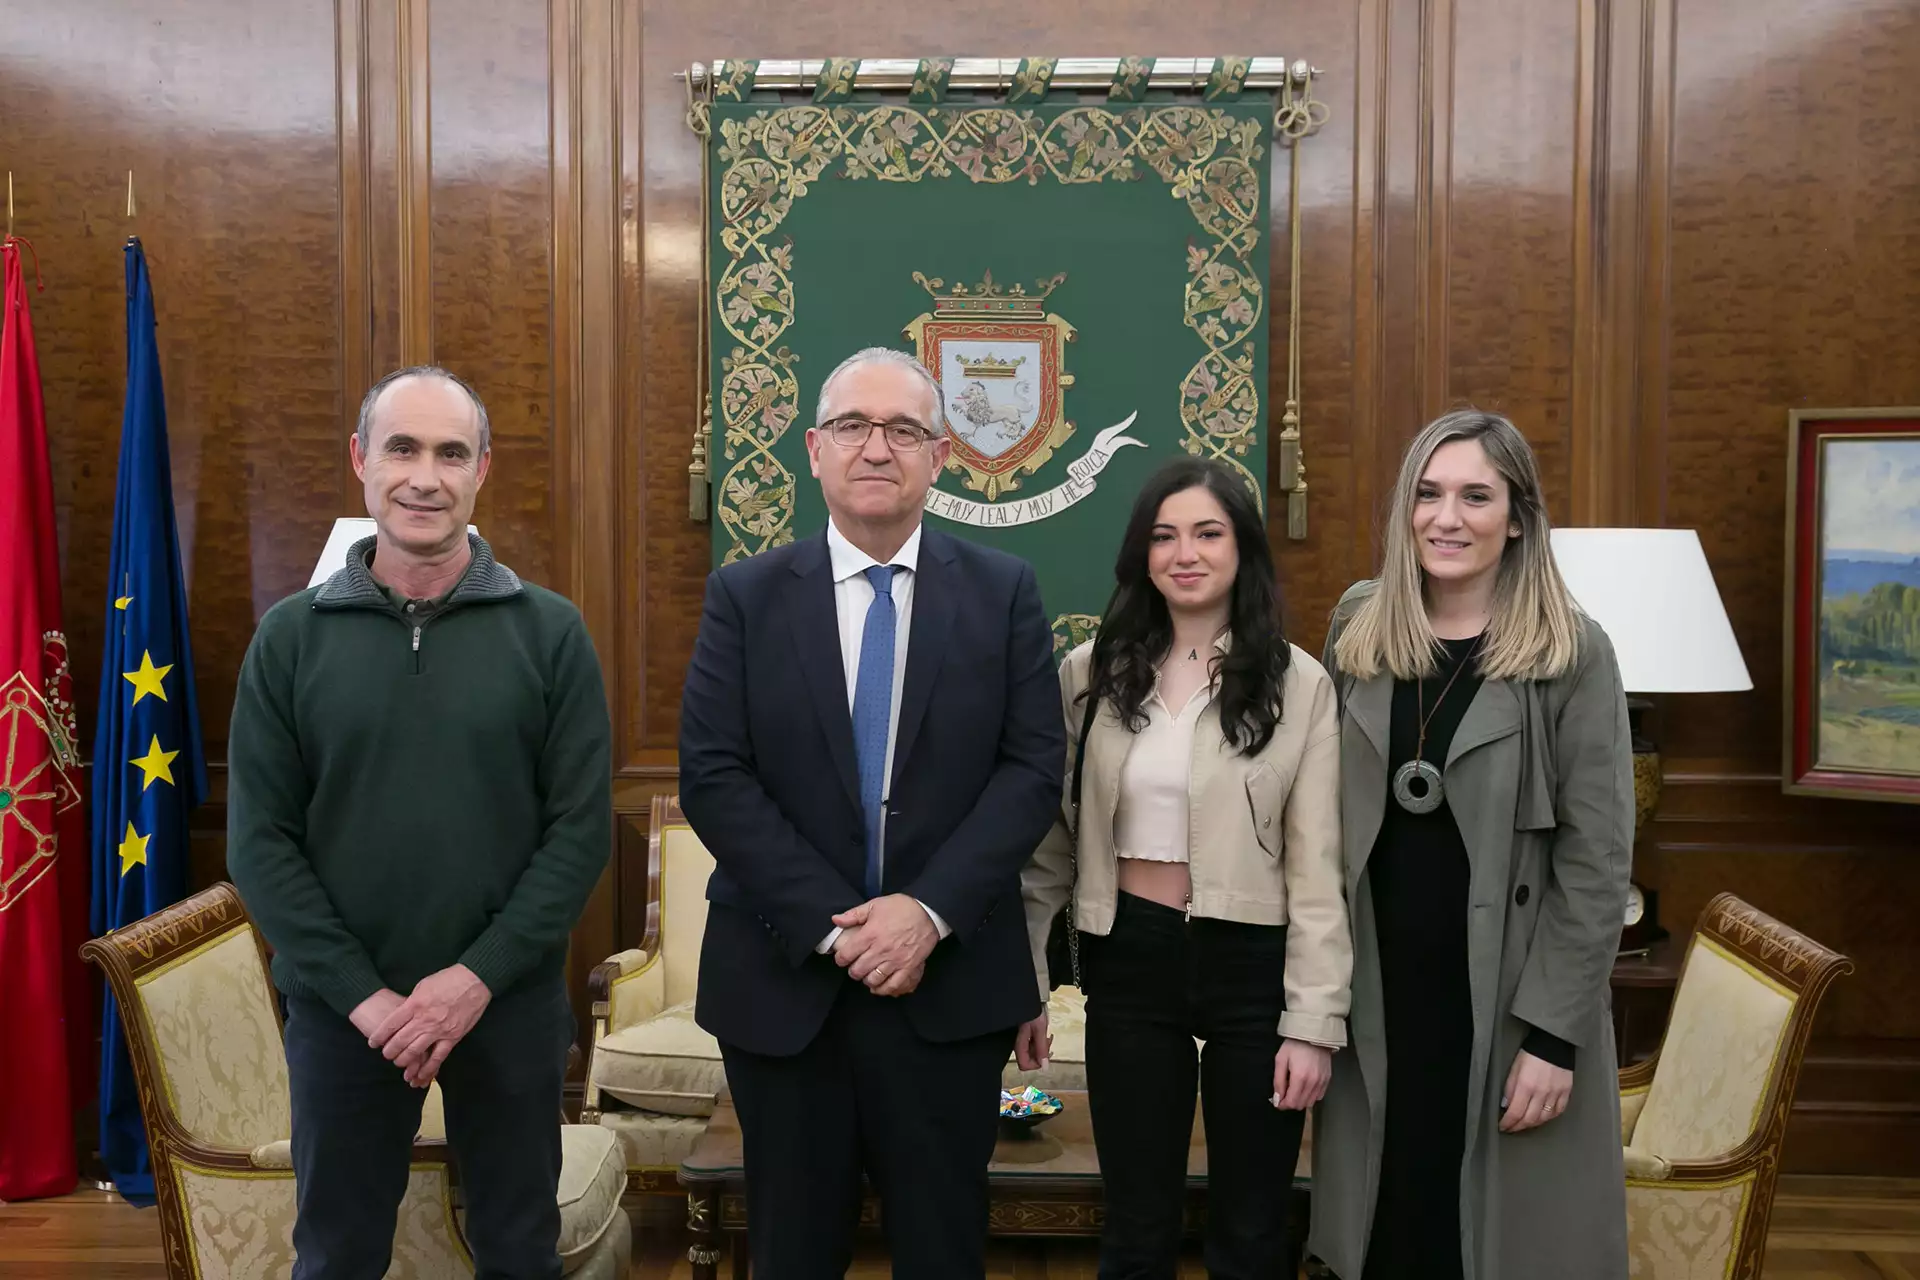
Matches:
[998,1086,1064,1136]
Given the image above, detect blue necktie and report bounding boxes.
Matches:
[852,564,898,898]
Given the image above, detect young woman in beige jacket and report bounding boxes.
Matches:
[1020,457,1353,1278]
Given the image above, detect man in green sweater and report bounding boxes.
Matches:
[227,366,612,1280]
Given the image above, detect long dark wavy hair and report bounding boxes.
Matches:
[1083,458,1291,755]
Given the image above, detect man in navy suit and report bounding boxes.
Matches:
[679,347,1065,1278]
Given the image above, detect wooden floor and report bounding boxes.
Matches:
[2,1176,1916,1277]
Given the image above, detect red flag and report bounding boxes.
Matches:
[0,237,89,1201]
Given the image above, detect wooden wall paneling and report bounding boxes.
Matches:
[561,0,626,712]
[612,0,661,788]
[427,0,554,584]
[1447,0,1577,511]
[1419,0,1454,433]
[1349,0,1453,591]
[339,0,376,494]
[0,0,347,757]
[551,0,636,1054]
[362,0,406,381]
[1571,0,1675,528]
[397,0,433,365]
[1659,0,1920,767]
[1270,4,1365,636]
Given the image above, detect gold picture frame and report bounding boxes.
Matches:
[1781,406,1920,803]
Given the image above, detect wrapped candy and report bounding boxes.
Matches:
[998,1085,1063,1119]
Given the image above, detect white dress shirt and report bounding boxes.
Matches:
[816,519,951,953]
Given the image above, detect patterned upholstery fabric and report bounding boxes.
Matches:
[600,1108,709,1173]
[561,1207,630,1280]
[1624,1177,1753,1279]
[1630,939,1795,1161]
[110,898,630,1279]
[136,929,293,1151]
[553,1127,627,1274]
[173,1136,469,1279]
[659,824,712,1010]
[1618,921,1821,1280]
[1002,986,1089,1095]
[593,1000,727,1115]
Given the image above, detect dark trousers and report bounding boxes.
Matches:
[719,982,1018,1280]
[1082,892,1306,1280]
[282,974,573,1280]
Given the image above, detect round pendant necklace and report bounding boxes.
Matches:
[1391,642,1477,815]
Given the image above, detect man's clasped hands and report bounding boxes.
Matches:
[348,963,494,1088]
[831,894,939,997]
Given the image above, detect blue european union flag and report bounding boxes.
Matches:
[89,239,208,1203]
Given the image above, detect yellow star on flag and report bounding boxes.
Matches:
[130,735,180,791]
[115,595,134,611]
[117,823,151,876]
[123,650,172,706]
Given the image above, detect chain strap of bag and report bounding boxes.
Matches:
[1061,688,1100,990]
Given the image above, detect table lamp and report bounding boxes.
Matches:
[1549,528,1752,949]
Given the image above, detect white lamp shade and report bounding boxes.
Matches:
[1549,528,1752,694]
[308,517,480,587]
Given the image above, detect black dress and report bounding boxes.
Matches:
[1362,635,1483,1280]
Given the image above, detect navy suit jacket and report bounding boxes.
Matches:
[679,525,1065,1056]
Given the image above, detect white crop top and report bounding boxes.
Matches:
[1111,684,1211,864]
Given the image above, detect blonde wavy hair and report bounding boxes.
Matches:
[1334,408,1581,682]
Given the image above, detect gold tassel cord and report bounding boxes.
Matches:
[1275,60,1326,540]
[687,65,714,523]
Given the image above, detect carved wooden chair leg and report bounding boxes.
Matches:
[685,1187,722,1280]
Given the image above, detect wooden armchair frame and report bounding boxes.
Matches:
[81,882,465,1279]
[1618,892,1852,1279]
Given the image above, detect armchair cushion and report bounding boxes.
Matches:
[556,1125,627,1274]
[593,1000,728,1116]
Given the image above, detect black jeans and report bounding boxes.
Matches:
[283,974,573,1280]
[1082,892,1306,1280]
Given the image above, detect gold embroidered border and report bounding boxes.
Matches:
[710,104,1269,563]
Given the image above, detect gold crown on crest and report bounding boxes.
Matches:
[913,269,1066,318]
[958,354,1025,378]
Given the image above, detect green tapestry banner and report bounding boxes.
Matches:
[701,66,1277,655]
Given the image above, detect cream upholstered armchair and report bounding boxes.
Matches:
[583,793,1089,1197]
[1616,892,1851,1279]
[82,882,632,1279]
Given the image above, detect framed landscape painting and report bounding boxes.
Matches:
[1783,408,1920,802]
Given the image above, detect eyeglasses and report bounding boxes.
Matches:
[820,416,938,452]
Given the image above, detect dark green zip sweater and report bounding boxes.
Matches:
[227,534,612,1018]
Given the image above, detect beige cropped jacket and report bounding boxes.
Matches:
[1020,637,1353,1049]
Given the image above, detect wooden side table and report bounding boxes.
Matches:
[1611,935,1683,1068]
[677,1088,1311,1279]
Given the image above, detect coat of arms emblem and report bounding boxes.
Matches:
[904,271,1076,502]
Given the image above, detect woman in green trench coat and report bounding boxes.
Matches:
[1309,409,1632,1280]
